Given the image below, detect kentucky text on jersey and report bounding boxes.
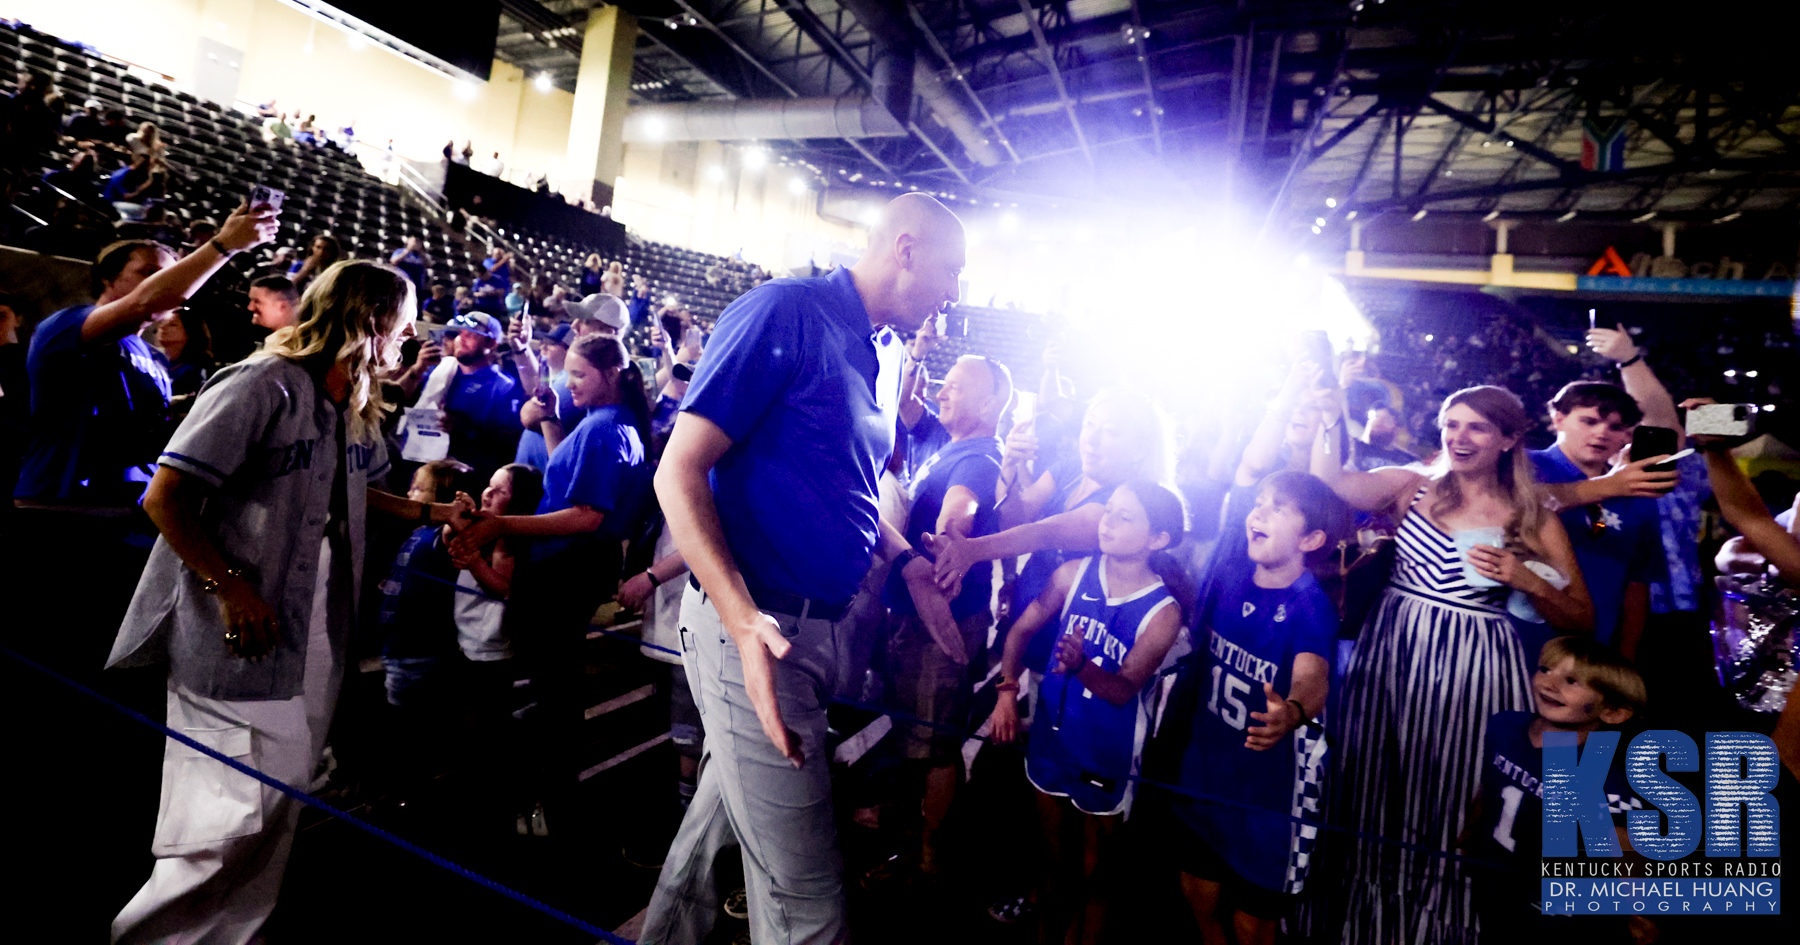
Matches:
[1069,612,1132,666]
[1491,749,1543,799]
[1209,628,1279,685]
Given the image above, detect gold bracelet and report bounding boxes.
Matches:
[201,568,244,593]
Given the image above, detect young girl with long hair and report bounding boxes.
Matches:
[988,480,1188,945]
[449,333,652,834]
[1309,384,1593,945]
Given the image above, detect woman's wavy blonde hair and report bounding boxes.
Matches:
[260,259,416,444]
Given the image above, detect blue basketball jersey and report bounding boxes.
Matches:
[1026,556,1179,815]
[1173,556,1337,892]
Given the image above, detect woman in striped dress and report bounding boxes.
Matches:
[1310,386,1593,945]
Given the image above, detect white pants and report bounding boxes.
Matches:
[113,541,345,945]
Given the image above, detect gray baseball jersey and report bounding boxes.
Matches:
[108,354,391,701]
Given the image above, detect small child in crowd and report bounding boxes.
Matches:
[989,481,1188,945]
[1463,635,1647,944]
[1165,470,1349,945]
[379,459,473,706]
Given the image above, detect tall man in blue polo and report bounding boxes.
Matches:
[642,194,967,945]
[441,312,523,482]
[1529,381,1668,654]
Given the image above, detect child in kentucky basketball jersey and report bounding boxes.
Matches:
[1166,470,1348,945]
[1463,635,1646,944]
[988,480,1187,945]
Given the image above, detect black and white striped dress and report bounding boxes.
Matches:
[1334,487,1534,945]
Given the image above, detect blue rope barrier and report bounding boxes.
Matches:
[0,644,635,945]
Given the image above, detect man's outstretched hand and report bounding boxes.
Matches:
[726,610,805,767]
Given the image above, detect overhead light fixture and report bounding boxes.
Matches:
[743,147,767,170]
[1557,210,1578,222]
[1631,211,1657,223]
[1482,209,1500,221]
[642,117,667,141]
[1325,197,1338,208]
[1311,225,1322,234]
[705,165,725,182]
[1315,217,1328,227]
[788,177,807,195]
[1345,210,1357,220]
[535,72,553,92]
[1714,212,1743,223]
[1411,208,1429,221]
[1747,370,1760,378]
[453,80,479,101]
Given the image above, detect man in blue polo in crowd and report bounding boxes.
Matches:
[641,193,967,945]
[441,311,524,483]
[1529,381,1668,656]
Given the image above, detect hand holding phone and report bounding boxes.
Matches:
[249,185,286,214]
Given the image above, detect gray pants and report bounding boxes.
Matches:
[640,584,847,945]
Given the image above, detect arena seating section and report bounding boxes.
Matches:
[3,20,1047,384]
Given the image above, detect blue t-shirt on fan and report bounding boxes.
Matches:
[1529,446,1667,645]
[445,364,523,477]
[532,405,647,561]
[1026,556,1178,816]
[514,369,585,470]
[15,304,172,502]
[883,411,1003,620]
[1173,553,1337,892]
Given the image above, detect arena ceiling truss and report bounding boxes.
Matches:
[488,0,1800,233]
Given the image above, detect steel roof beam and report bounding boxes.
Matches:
[1126,0,1162,155]
[907,1,1020,164]
[1423,96,1575,175]
[1348,155,1800,213]
[1015,0,1091,167]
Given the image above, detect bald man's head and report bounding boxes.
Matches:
[851,194,966,334]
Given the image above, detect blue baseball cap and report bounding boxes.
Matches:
[535,323,574,347]
[446,311,502,341]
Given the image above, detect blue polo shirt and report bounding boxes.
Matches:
[882,415,1003,620]
[680,267,903,606]
[1529,446,1667,645]
[445,364,523,477]
[16,305,172,502]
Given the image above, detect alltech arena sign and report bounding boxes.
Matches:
[1542,731,1781,915]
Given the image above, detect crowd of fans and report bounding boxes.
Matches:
[5,57,1800,945]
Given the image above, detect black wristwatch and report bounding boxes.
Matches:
[893,548,924,572]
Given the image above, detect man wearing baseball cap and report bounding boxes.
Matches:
[564,292,630,336]
[442,312,523,481]
[514,322,584,468]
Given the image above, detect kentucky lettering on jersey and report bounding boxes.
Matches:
[1025,556,1177,817]
[1069,612,1132,666]
[1209,628,1279,685]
